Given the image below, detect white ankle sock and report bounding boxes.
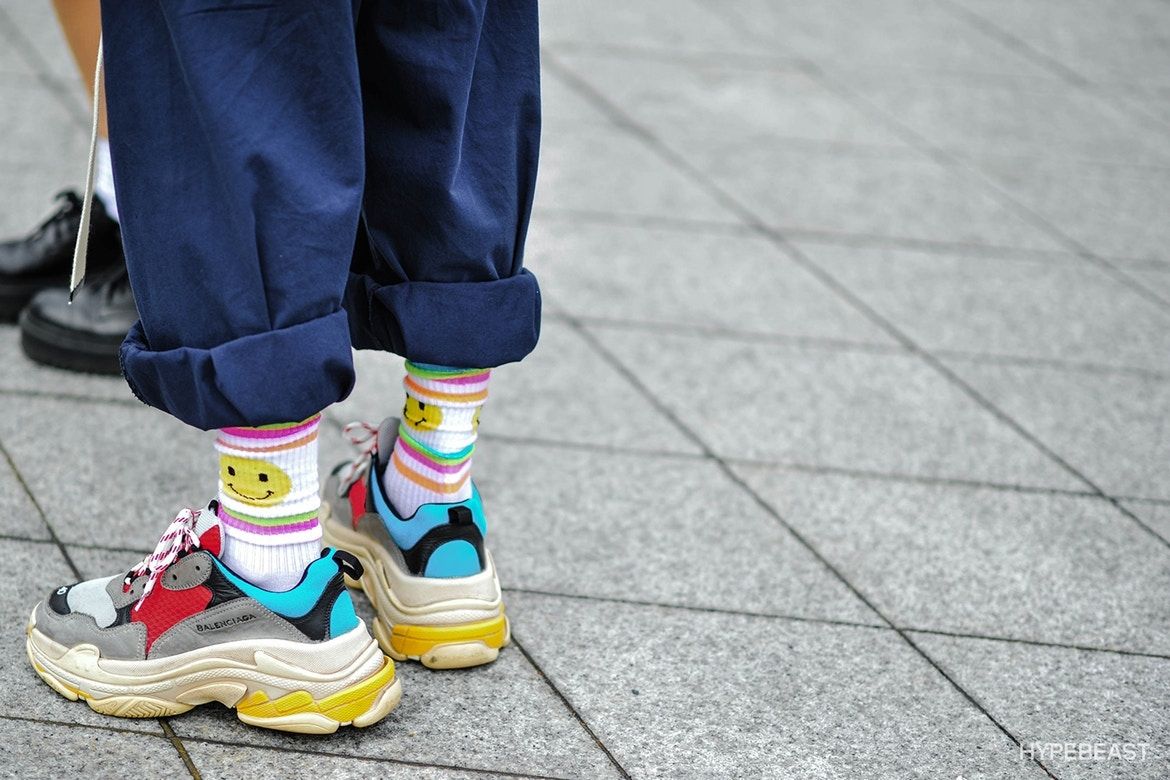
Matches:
[94,138,119,223]
[382,362,489,518]
[215,414,323,590]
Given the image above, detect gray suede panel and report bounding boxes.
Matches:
[376,416,399,473]
[34,600,146,661]
[148,599,310,659]
[326,462,409,571]
[105,572,144,609]
[159,552,213,591]
[356,511,411,570]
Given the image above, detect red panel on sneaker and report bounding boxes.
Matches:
[134,584,212,652]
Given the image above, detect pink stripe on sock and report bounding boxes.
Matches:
[218,511,319,536]
[430,370,491,385]
[221,415,320,440]
[397,437,470,474]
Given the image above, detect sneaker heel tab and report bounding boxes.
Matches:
[332,548,364,581]
[448,506,473,526]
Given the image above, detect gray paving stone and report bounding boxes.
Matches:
[526,220,895,345]
[797,242,1170,371]
[2,719,181,779]
[1122,501,1170,542]
[170,632,621,779]
[719,0,1057,78]
[977,156,1170,263]
[597,326,1082,489]
[541,68,613,130]
[532,123,743,226]
[947,360,1170,499]
[68,545,151,578]
[0,396,212,549]
[0,538,161,734]
[0,435,50,540]
[912,633,1170,780]
[477,441,878,624]
[0,161,94,239]
[332,321,703,455]
[952,0,1170,87]
[185,742,535,780]
[1121,265,1170,303]
[858,78,1170,165]
[0,22,36,78]
[507,591,1050,780]
[0,0,90,94]
[0,79,86,168]
[0,325,133,402]
[540,0,769,58]
[694,140,1064,251]
[734,466,1170,654]
[555,52,910,150]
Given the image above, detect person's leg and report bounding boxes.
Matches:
[100,0,367,587]
[323,0,540,669]
[27,0,400,730]
[51,0,116,219]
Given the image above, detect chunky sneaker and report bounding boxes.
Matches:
[322,418,509,669]
[26,502,401,733]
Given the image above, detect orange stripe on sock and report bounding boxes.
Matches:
[392,451,470,494]
[403,376,489,404]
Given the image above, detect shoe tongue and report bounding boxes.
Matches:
[195,501,224,556]
[375,416,400,474]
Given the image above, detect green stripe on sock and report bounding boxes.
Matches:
[223,507,320,527]
[404,361,487,380]
[397,424,475,463]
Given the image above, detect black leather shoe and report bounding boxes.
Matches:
[0,191,121,321]
[19,260,138,376]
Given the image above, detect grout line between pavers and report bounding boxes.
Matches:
[773,39,1170,321]
[507,588,1170,661]
[176,734,574,780]
[0,386,142,408]
[564,313,1170,381]
[938,0,1170,139]
[324,397,1167,502]
[547,27,1170,553]
[509,635,633,780]
[543,48,1069,778]
[537,207,1169,273]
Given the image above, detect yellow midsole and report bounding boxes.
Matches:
[237,657,396,723]
[389,614,508,658]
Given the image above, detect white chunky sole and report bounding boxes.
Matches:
[322,502,509,669]
[26,609,401,734]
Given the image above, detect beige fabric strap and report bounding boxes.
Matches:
[70,37,103,301]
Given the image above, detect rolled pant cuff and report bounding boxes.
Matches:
[345,269,541,368]
[120,310,355,430]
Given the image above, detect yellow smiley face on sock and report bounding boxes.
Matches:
[219,455,291,506]
[403,397,443,431]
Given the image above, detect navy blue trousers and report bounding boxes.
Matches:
[99,0,541,430]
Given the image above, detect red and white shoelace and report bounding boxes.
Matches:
[123,506,204,611]
[336,420,380,497]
